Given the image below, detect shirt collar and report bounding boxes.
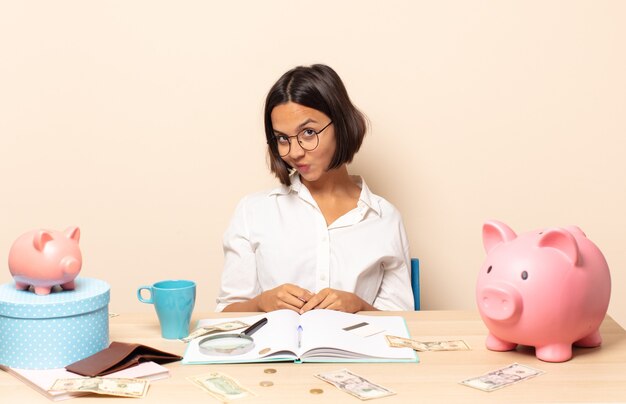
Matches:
[269,173,381,217]
[268,171,301,196]
[353,176,381,216]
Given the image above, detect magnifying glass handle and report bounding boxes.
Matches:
[243,317,268,336]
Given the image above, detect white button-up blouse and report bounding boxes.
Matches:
[215,175,414,312]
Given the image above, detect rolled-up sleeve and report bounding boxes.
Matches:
[215,197,261,311]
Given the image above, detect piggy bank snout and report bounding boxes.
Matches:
[478,284,523,322]
[60,256,81,275]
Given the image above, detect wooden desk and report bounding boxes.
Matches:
[1,311,625,403]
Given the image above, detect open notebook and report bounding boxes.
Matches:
[182,309,417,364]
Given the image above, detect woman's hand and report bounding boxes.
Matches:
[299,288,376,314]
[255,283,314,313]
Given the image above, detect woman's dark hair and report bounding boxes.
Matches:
[264,64,367,186]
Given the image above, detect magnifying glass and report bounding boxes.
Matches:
[198,317,268,356]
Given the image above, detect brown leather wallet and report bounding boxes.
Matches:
[65,341,182,376]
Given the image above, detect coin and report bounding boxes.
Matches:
[259,381,274,387]
[264,368,277,374]
[309,388,324,394]
[258,347,271,355]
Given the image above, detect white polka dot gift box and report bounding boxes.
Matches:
[0,277,110,369]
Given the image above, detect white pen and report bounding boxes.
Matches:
[297,325,303,348]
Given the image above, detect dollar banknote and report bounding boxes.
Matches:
[189,371,255,401]
[181,320,249,342]
[460,363,545,392]
[50,377,149,398]
[315,369,395,400]
[385,335,470,351]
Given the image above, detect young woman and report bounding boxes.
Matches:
[216,64,413,313]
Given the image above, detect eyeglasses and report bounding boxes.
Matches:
[271,121,333,157]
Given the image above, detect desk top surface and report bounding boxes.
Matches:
[1,310,625,403]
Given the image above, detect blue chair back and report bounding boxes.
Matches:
[411,258,420,310]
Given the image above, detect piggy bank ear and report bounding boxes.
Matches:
[483,220,517,253]
[33,230,54,252]
[64,227,81,243]
[537,228,580,266]
[564,225,586,238]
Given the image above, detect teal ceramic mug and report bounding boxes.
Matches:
[137,280,196,339]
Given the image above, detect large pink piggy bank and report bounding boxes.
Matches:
[477,220,611,362]
[8,227,82,295]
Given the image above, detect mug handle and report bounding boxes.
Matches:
[137,286,153,304]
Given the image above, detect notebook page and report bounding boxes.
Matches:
[297,310,414,361]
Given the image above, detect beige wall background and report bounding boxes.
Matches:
[1,1,624,327]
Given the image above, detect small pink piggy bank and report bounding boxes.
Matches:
[8,227,82,295]
[477,220,611,362]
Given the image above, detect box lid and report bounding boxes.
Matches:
[0,277,110,319]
